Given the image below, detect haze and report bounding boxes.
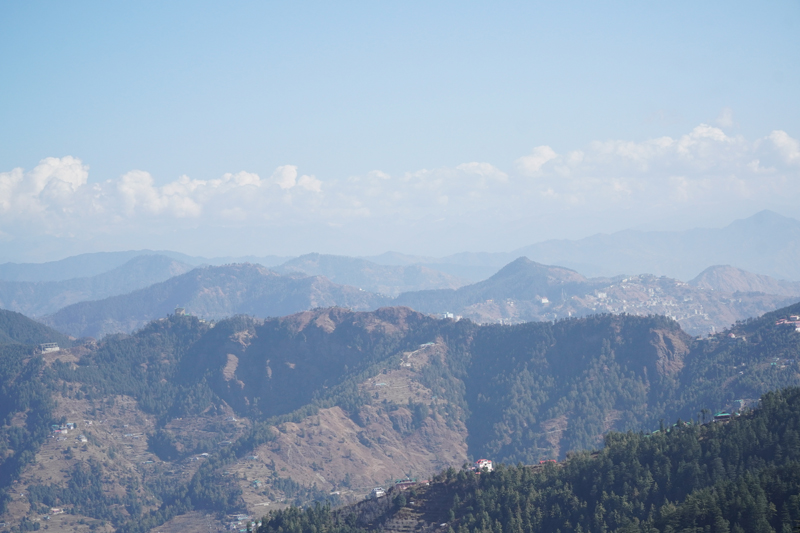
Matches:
[1,1,798,262]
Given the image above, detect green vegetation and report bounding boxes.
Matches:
[0,345,58,515]
[0,309,72,347]
[176,309,435,420]
[257,386,800,533]
[668,302,800,423]
[4,301,800,531]
[27,459,131,525]
[415,307,800,463]
[52,315,214,422]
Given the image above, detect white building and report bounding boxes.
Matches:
[475,459,493,472]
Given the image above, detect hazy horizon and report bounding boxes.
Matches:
[2,2,798,262]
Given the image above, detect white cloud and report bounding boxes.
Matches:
[368,170,391,181]
[297,174,322,192]
[2,123,798,257]
[224,171,261,187]
[118,170,164,215]
[516,146,557,175]
[512,125,798,214]
[455,162,508,183]
[270,165,298,189]
[0,156,88,216]
[769,130,800,165]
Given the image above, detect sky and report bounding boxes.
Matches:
[0,1,799,261]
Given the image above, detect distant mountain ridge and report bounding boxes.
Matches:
[0,250,290,282]
[689,264,800,295]
[510,210,800,280]
[4,210,800,287]
[0,255,194,316]
[394,257,594,313]
[370,210,800,281]
[37,255,799,340]
[41,263,391,338]
[8,210,800,339]
[393,257,797,335]
[273,253,470,296]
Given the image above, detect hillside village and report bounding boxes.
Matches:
[454,273,794,336]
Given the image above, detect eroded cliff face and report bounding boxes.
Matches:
[649,328,691,377]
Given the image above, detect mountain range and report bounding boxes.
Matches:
[4,210,800,287]
[0,255,193,317]
[2,298,799,532]
[689,264,800,294]
[0,250,289,283]
[1,210,800,341]
[4,209,800,532]
[40,263,388,339]
[39,257,799,339]
[271,253,470,297]
[395,258,799,335]
[367,210,800,281]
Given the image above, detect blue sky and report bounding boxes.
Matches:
[1,1,798,260]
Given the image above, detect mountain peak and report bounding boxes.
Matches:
[689,264,800,295]
[727,209,800,231]
[488,256,584,282]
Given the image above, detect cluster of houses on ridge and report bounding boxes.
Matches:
[775,315,800,331]
[227,514,259,531]
[51,422,75,434]
[50,422,89,443]
[370,460,494,500]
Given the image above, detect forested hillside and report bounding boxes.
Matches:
[257,386,800,533]
[0,344,59,516]
[1,303,799,532]
[0,309,72,346]
[0,313,75,515]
